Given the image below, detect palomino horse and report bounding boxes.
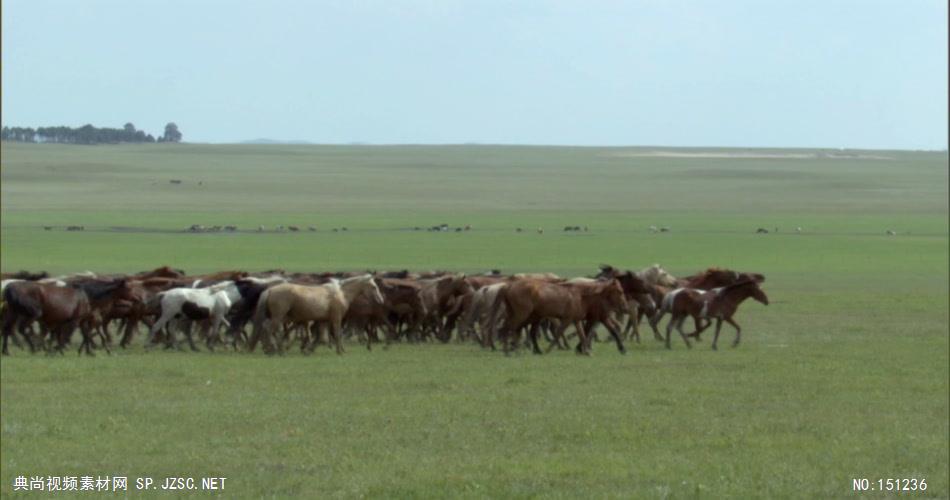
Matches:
[250,275,384,355]
[658,280,769,349]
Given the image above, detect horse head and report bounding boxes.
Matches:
[617,271,649,295]
[345,274,384,305]
[601,280,628,315]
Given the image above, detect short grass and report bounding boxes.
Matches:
[1,143,947,498]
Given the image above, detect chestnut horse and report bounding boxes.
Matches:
[495,279,627,355]
[1,281,96,355]
[659,280,769,349]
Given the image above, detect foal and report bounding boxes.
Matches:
[659,280,769,350]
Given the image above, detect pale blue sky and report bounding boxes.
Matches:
[2,0,947,149]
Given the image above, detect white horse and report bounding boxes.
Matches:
[146,282,235,350]
[458,282,508,347]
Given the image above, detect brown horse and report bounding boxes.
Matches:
[563,279,633,354]
[678,267,765,289]
[2,281,96,355]
[134,266,187,280]
[344,278,427,348]
[659,280,769,349]
[593,265,664,343]
[495,279,627,355]
[68,278,143,348]
[417,274,473,341]
[250,275,384,355]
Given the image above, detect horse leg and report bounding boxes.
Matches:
[183,321,199,352]
[76,320,94,356]
[573,321,590,355]
[676,317,693,349]
[726,317,742,348]
[604,318,627,354]
[711,318,724,350]
[1,311,17,355]
[96,322,112,355]
[664,314,676,349]
[145,310,174,348]
[332,317,344,355]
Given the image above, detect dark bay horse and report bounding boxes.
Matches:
[2,282,96,355]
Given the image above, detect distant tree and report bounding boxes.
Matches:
[162,122,182,143]
[2,122,163,144]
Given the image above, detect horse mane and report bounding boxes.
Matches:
[721,279,758,293]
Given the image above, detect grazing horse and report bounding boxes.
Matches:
[2,282,95,355]
[250,275,384,355]
[658,280,769,349]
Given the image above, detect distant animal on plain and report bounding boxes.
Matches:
[756,228,769,234]
[169,179,182,185]
[659,227,670,233]
[43,226,52,231]
[288,226,300,232]
[886,229,897,236]
[308,226,317,232]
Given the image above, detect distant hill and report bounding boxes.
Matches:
[240,138,313,145]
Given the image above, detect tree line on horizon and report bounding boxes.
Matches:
[0,122,182,145]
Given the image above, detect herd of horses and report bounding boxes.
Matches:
[0,264,768,357]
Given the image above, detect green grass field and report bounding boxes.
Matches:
[1,142,947,498]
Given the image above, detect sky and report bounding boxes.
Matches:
[2,0,947,149]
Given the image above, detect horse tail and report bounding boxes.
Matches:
[249,288,272,352]
[485,285,509,345]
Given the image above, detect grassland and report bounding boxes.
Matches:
[1,142,947,498]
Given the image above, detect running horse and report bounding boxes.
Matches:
[1,281,97,355]
[250,275,384,355]
[658,279,769,349]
